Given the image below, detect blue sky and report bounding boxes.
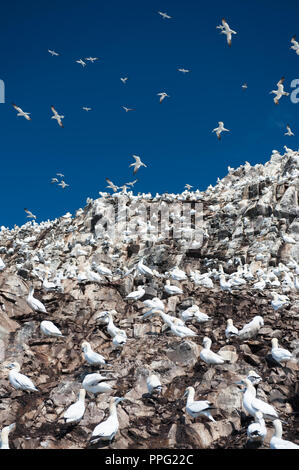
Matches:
[1,0,299,228]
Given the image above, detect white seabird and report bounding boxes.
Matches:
[216,18,237,46]
[63,389,86,424]
[158,11,172,19]
[270,77,289,105]
[180,305,210,323]
[247,370,262,386]
[5,362,38,392]
[284,124,294,136]
[48,49,59,56]
[51,105,64,127]
[236,378,279,420]
[90,397,124,443]
[129,155,147,174]
[24,208,36,219]
[147,374,162,395]
[212,121,230,140]
[270,419,299,449]
[184,387,215,422]
[27,286,47,313]
[200,337,229,365]
[271,338,293,365]
[0,423,16,449]
[12,103,31,121]
[40,320,63,337]
[237,316,264,341]
[76,59,86,67]
[82,373,115,395]
[157,92,170,103]
[290,35,299,55]
[164,279,183,295]
[126,285,145,301]
[81,341,108,366]
[247,411,267,444]
[225,319,239,339]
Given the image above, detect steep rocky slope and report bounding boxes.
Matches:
[0,149,298,449]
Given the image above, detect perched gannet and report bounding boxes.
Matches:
[164,279,183,295]
[48,49,59,56]
[237,316,264,341]
[0,257,5,271]
[271,338,293,365]
[120,77,128,84]
[180,305,210,323]
[40,320,64,337]
[270,77,289,105]
[81,341,108,366]
[169,320,198,338]
[143,297,164,311]
[247,411,267,444]
[5,362,38,392]
[184,387,215,421]
[76,59,86,67]
[129,155,147,174]
[212,122,230,140]
[126,285,145,301]
[158,11,172,19]
[157,92,170,103]
[236,378,279,420]
[168,267,187,281]
[284,124,294,136]
[137,258,154,277]
[0,423,16,449]
[290,35,299,55]
[200,337,229,365]
[247,370,262,386]
[63,389,86,424]
[51,105,64,127]
[147,374,162,395]
[106,312,127,339]
[281,232,296,244]
[112,334,127,348]
[85,57,99,62]
[122,106,134,112]
[270,419,299,449]
[271,292,289,310]
[216,18,237,46]
[82,373,115,395]
[90,397,124,443]
[12,103,31,121]
[225,319,239,339]
[105,178,119,192]
[27,286,47,313]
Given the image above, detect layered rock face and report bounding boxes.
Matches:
[0,149,298,449]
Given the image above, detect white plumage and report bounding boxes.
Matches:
[90,397,124,443]
[82,373,115,395]
[6,362,38,392]
[270,420,299,449]
[81,341,107,366]
[40,320,63,337]
[200,337,228,365]
[63,389,86,424]
[27,286,47,313]
[184,387,215,421]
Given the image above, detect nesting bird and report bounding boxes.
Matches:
[5,362,38,392]
[146,374,162,395]
[27,286,47,313]
[81,341,108,366]
[0,423,16,449]
[183,387,215,422]
[270,420,299,449]
[90,397,124,443]
[270,338,294,365]
[247,411,267,444]
[200,337,229,365]
[40,320,64,337]
[63,389,86,424]
[82,373,115,395]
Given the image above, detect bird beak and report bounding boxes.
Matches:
[183,390,188,398]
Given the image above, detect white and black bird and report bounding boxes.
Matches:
[147,374,162,395]
[270,77,289,105]
[284,124,294,136]
[76,59,86,67]
[40,320,64,338]
[157,92,170,103]
[212,121,230,140]
[178,68,190,73]
[129,155,147,174]
[85,57,99,62]
[184,387,215,422]
[5,362,38,392]
[270,420,299,449]
[63,389,86,424]
[120,77,128,84]
[158,11,172,19]
[27,286,47,313]
[90,397,124,443]
[51,106,64,127]
[290,35,299,55]
[24,208,36,219]
[122,106,134,112]
[81,341,108,366]
[106,178,119,192]
[48,49,59,56]
[247,411,267,444]
[83,107,92,112]
[216,18,237,46]
[58,180,69,188]
[12,103,31,121]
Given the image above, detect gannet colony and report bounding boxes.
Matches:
[0,149,299,449]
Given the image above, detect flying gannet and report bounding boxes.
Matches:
[58,180,69,188]
[212,122,230,140]
[48,49,59,56]
[24,208,36,219]
[284,124,294,136]
[51,106,64,127]
[216,18,237,46]
[106,178,119,192]
[122,106,134,112]
[83,107,92,111]
[12,103,31,120]
[157,92,170,103]
[290,35,299,55]
[129,155,147,174]
[178,68,190,73]
[270,77,289,105]
[120,77,128,84]
[158,11,172,19]
[85,57,99,62]
[76,59,86,67]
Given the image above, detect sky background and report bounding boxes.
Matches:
[1,0,299,228]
